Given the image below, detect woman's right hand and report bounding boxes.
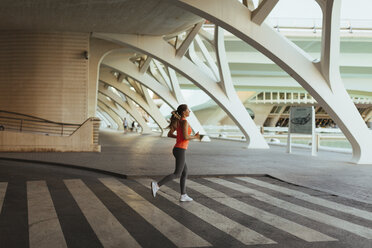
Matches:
[194,132,200,140]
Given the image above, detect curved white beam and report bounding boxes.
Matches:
[101,52,209,140]
[139,56,152,74]
[170,0,372,163]
[94,34,267,148]
[251,0,279,25]
[89,38,122,117]
[188,40,216,80]
[316,0,342,91]
[243,0,256,10]
[96,110,113,127]
[215,26,236,100]
[98,90,152,134]
[99,69,169,133]
[97,101,123,130]
[103,53,179,109]
[194,35,220,81]
[127,97,152,134]
[176,21,204,58]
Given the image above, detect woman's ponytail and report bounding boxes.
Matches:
[167,104,188,129]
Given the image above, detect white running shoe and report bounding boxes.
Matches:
[180,194,193,202]
[151,182,159,197]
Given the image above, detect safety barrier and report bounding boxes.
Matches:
[0,110,81,136]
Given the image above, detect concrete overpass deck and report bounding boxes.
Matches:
[1,129,371,205]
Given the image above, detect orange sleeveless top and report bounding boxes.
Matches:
[174,118,192,150]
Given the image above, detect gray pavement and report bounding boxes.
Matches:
[1,131,372,248]
[1,129,372,204]
[0,159,372,248]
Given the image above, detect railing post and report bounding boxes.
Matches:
[20,119,23,132]
[61,124,64,136]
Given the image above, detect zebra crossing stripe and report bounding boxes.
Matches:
[208,178,372,239]
[237,177,372,221]
[27,181,67,248]
[64,179,141,248]
[136,178,276,245]
[0,182,8,213]
[186,179,336,242]
[99,177,211,248]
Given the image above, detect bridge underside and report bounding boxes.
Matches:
[0,0,371,163]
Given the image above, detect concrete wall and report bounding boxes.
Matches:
[0,31,89,123]
[0,118,100,152]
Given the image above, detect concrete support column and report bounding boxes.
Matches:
[0,31,89,123]
[0,31,100,152]
[88,38,121,118]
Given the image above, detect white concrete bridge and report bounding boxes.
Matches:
[0,0,371,163]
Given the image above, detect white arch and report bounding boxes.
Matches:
[96,110,112,127]
[98,90,152,134]
[89,38,122,117]
[94,35,267,148]
[99,68,169,135]
[97,101,122,130]
[167,0,372,164]
[101,52,210,141]
[89,39,167,135]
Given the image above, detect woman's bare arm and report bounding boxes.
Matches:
[181,120,200,140]
[167,126,177,138]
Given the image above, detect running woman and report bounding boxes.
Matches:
[151,104,200,202]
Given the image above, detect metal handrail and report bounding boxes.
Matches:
[0,110,81,136]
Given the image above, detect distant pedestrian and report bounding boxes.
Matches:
[123,118,128,133]
[151,104,200,202]
[134,121,138,132]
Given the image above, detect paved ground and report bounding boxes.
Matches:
[0,159,371,248]
[1,129,372,204]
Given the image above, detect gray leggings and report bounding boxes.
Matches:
[158,147,188,194]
